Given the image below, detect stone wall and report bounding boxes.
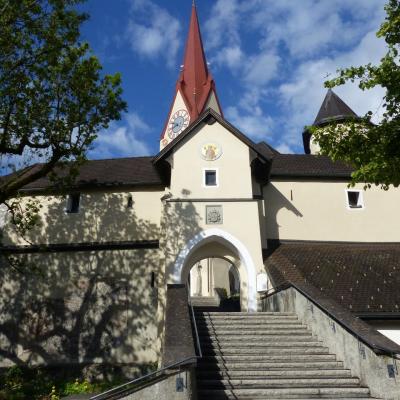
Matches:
[262,287,400,399]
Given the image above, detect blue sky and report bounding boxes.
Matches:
[81,0,387,159]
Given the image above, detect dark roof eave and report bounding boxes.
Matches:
[1,240,160,254]
[19,181,165,194]
[270,173,352,180]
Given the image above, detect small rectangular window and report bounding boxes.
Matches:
[346,190,363,209]
[127,195,133,208]
[204,170,217,187]
[66,193,80,213]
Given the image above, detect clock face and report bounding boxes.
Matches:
[168,109,190,139]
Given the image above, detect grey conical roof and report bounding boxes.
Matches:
[314,89,358,126]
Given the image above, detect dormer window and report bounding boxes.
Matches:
[204,169,218,187]
[346,190,364,209]
[66,193,80,214]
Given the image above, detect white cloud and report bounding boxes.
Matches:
[276,143,294,154]
[243,52,280,85]
[213,45,243,70]
[225,105,274,141]
[205,0,240,50]
[241,0,385,59]
[278,30,387,150]
[204,0,387,152]
[90,112,151,159]
[126,0,181,67]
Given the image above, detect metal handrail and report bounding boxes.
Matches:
[89,356,196,400]
[189,299,203,358]
[90,300,202,400]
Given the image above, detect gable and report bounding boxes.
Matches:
[154,109,271,165]
[168,118,254,199]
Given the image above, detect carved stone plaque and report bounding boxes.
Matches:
[206,205,223,225]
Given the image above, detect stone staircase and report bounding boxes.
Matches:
[194,311,379,399]
[190,296,220,310]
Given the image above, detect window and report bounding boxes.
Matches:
[66,193,80,213]
[150,272,156,288]
[204,169,218,187]
[346,190,364,209]
[127,195,133,208]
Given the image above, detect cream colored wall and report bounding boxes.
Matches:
[164,121,264,310]
[0,248,162,367]
[3,188,164,245]
[163,199,264,311]
[264,180,400,242]
[212,258,235,297]
[189,258,235,297]
[169,121,253,199]
[309,136,321,155]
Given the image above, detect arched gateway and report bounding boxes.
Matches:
[172,228,258,311]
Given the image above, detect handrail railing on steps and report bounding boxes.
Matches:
[89,356,197,400]
[89,297,202,400]
[189,298,203,359]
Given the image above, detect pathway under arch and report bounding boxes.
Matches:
[173,228,257,311]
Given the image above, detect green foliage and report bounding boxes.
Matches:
[0,365,126,399]
[0,0,126,236]
[313,0,400,189]
[63,378,92,395]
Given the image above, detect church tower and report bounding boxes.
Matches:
[160,3,222,150]
[303,89,359,154]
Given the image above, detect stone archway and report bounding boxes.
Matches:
[172,228,257,311]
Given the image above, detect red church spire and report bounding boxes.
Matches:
[160,3,222,149]
[177,3,218,120]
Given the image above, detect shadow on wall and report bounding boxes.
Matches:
[0,190,203,378]
[264,184,303,241]
[161,193,203,278]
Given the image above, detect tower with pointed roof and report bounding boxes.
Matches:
[303,89,360,154]
[159,3,222,150]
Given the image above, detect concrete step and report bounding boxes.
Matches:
[197,369,353,378]
[197,319,302,326]
[196,318,305,329]
[191,297,219,304]
[200,342,328,354]
[197,396,380,400]
[202,354,338,362]
[196,324,311,335]
[200,339,323,347]
[197,322,305,327]
[197,387,371,398]
[196,315,299,321]
[198,329,312,340]
[198,334,318,342]
[197,377,361,388]
[198,361,345,369]
[202,347,330,355]
[196,312,297,316]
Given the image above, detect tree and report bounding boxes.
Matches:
[0,0,126,234]
[312,0,400,189]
